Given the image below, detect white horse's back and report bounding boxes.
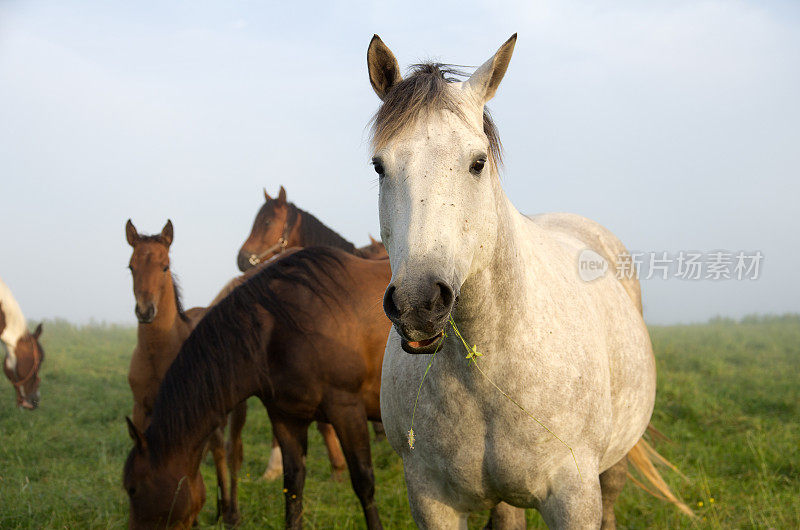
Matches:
[0,276,28,366]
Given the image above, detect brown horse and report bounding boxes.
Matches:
[237,186,386,271]
[1,277,45,410]
[124,247,391,529]
[125,219,245,525]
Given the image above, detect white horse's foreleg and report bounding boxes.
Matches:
[538,465,602,530]
[405,477,466,529]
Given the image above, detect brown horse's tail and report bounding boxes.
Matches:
[627,425,695,517]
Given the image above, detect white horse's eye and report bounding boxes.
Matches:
[470,158,486,175]
[372,158,385,177]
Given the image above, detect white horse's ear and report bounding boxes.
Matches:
[367,34,403,100]
[465,34,517,104]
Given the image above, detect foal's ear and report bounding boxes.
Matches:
[465,33,517,104]
[125,416,147,451]
[125,220,139,247]
[367,35,403,101]
[32,323,43,339]
[277,186,287,205]
[263,187,271,201]
[160,220,174,248]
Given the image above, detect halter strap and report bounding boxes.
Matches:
[248,207,299,266]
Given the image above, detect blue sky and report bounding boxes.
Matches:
[1,0,798,324]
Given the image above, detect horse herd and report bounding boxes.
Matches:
[1,35,695,529]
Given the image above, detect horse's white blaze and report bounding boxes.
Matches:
[372,35,656,528]
[0,276,28,366]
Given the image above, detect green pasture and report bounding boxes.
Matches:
[0,316,798,528]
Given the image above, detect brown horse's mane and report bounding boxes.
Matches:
[133,234,189,323]
[144,247,347,464]
[369,63,503,168]
[294,204,358,254]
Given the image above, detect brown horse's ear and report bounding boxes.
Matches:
[32,323,43,339]
[367,35,402,100]
[125,416,147,452]
[160,220,174,248]
[277,186,287,205]
[369,234,379,245]
[126,220,139,247]
[263,187,271,201]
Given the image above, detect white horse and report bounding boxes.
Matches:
[368,35,661,528]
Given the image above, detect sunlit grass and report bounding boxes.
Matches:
[0,315,797,528]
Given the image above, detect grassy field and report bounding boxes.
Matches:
[0,316,798,529]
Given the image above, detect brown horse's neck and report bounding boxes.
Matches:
[293,207,358,254]
[145,309,272,465]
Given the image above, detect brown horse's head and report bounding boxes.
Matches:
[123,418,205,529]
[237,186,300,271]
[126,220,174,324]
[3,323,44,410]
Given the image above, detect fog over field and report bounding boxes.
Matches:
[1,1,798,324]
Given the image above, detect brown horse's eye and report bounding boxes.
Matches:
[162,265,169,272]
[127,486,136,497]
[128,265,134,271]
[470,158,486,175]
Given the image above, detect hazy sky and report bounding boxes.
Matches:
[1,0,798,325]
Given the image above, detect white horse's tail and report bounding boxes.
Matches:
[627,426,694,517]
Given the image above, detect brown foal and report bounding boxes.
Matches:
[125,219,244,525]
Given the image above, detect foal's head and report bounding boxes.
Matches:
[367,35,516,353]
[125,220,175,324]
[237,185,299,271]
[3,323,44,410]
[123,418,205,529]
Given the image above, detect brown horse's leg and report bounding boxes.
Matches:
[316,421,347,480]
[371,421,386,441]
[272,416,310,530]
[599,456,627,530]
[224,401,247,527]
[209,427,231,521]
[262,437,283,481]
[484,503,526,529]
[326,402,383,530]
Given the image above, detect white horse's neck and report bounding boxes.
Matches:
[453,178,541,352]
[0,276,29,367]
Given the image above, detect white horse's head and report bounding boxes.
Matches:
[368,34,516,353]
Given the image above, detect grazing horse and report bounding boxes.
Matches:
[237,185,388,481]
[368,35,687,528]
[1,276,44,410]
[123,248,391,529]
[125,219,245,525]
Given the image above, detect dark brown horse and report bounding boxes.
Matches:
[1,277,45,410]
[125,219,245,525]
[237,186,386,271]
[124,247,391,529]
